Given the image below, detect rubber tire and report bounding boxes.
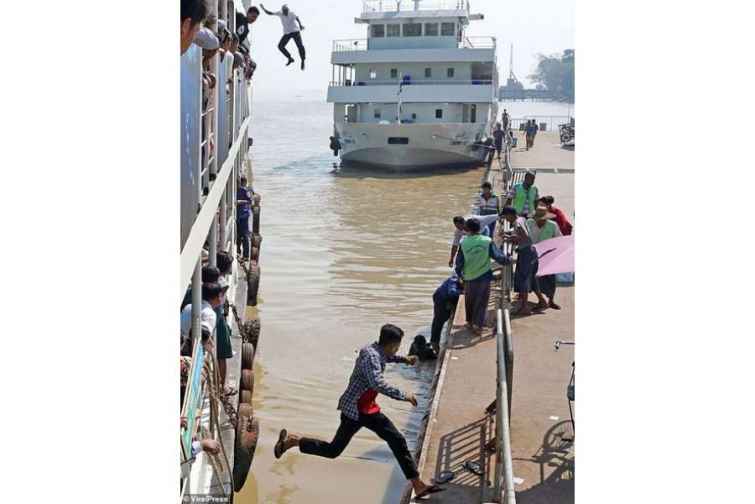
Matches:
[240,389,253,405]
[252,206,260,234]
[241,342,256,370]
[247,265,260,306]
[251,234,262,248]
[240,369,254,392]
[238,403,254,419]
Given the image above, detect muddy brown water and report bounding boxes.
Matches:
[234,100,488,504]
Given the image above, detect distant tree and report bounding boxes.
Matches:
[529,49,575,102]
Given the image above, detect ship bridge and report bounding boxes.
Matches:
[328,0,497,106]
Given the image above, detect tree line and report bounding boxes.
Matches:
[529,49,574,103]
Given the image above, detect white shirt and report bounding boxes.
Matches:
[275,10,299,34]
[452,214,499,246]
[180,301,217,340]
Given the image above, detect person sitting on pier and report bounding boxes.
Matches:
[539,195,572,236]
[180,0,208,55]
[448,213,499,267]
[526,206,562,311]
[430,274,463,352]
[493,122,505,159]
[500,207,544,316]
[236,176,254,261]
[260,4,306,70]
[454,218,513,335]
[506,169,539,217]
[272,324,445,499]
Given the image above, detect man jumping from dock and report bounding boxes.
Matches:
[273,324,444,499]
[260,3,306,70]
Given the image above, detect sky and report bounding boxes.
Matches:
[244,0,574,100]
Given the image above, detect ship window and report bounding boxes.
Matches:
[441,22,455,36]
[436,109,443,119]
[411,113,417,120]
[424,23,439,36]
[425,67,432,78]
[369,68,377,79]
[403,23,422,37]
[447,67,455,78]
[388,137,410,145]
[371,24,385,38]
[390,68,398,79]
[374,107,381,119]
[387,24,400,37]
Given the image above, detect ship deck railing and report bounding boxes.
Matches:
[329,78,494,87]
[362,0,470,14]
[331,35,495,52]
[180,28,253,496]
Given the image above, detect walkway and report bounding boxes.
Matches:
[406,130,575,503]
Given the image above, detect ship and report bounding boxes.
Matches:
[180,0,262,500]
[327,0,500,171]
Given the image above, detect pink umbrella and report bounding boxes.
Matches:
[534,235,574,277]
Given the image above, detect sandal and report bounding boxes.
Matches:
[274,429,288,459]
[548,301,561,310]
[463,460,484,476]
[415,484,446,499]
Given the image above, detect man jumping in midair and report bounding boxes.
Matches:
[260,3,306,70]
[273,324,445,499]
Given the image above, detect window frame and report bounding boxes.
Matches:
[435,108,443,119]
[424,67,432,78]
[390,68,399,79]
[371,24,385,38]
[387,24,401,37]
[441,22,455,36]
[424,22,439,36]
[447,67,455,78]
[402,23,422,37]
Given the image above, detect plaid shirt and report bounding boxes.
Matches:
[338,342,407,421]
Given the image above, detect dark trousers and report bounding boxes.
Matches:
[236,216,250,259]
[533,274,557,299]
[278,31,305,61]
[465,277,491,327]
[299,412,419,480]
[431,298,454,346]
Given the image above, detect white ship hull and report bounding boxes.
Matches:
[337,123,491,171]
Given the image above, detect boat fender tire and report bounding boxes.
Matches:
[251,247,259,261]
[247,265,260,306]
[251,234,262,248]
[241,318,261,347]
[240,369,255,392]
[252,207,261,234]
[232,417,260,492]
[238,403,254,419]
[241,342,256,370]
[240,389,253,405]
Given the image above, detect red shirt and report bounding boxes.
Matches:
[357,389,380,415]
[550,206,573,235]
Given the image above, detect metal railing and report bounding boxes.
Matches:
[510,115,572,133]
[362,0,470,12]
[180,24,253,495]
[494,308,516,504]
[331,35,495,52]
[329,78,494,87]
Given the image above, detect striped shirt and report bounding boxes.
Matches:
[337,342,407,421]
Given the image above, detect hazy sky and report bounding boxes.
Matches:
[244,0,574,99]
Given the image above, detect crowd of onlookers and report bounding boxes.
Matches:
[429,116,573,352]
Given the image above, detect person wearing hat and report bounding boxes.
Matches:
[454,218,512,335]
[506,170,539,217]
[260,3,306,70]
[526,205,563,310]
[500,206,542,316]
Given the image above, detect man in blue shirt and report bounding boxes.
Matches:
[236,176,254,260]
[430,275,463,352]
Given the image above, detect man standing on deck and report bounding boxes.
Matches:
[260,3,306,70]
[273,324,445,499]
[236,176,254,261]
[493,122,505,159]
[235,6,259,46]
[448,213,499,267]
[506,169,539,217]
[430,275,463,352]
[526,205,563,311]
[502,109,510,131]
[455,219,512,334]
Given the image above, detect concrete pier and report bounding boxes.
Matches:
[407,130,575,503]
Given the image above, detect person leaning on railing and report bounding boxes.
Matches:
[180,0,208,55]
